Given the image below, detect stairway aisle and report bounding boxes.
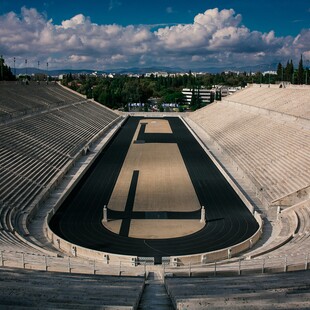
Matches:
[138,271,174,310]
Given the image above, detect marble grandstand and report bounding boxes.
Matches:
[0,82,122,252]
[188,84,310,206]
[0,81,309,309]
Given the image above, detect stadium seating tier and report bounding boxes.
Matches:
[188,85,310,204]
[0,82,121,256]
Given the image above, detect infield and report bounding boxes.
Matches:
[104,119,202,238]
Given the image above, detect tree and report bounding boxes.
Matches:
[297,54,304,85]
[277,62,283,81]
[306,67,310,85]
[0,56,15,81]
[284,60,294,83]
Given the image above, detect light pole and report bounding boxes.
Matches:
[37,61,40,81]
[306,60,309,85]
[282,66,283,83]
[46,62,49,84]
[25,59,27,77]
[281,64,285,88]
[0,55,4,81]
[13,57,16,77]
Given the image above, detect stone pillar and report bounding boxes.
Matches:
[200,206,206,223]
[71,245,77,257]
[103,254,109,264]
[103,205,108,223]
[228,248,232,259]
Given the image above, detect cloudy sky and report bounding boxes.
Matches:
[0,0,309,71]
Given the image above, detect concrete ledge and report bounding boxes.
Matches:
[246,210,298,259]
[281,198,310,213]
[46,224,138,265]
[271,185,310,207]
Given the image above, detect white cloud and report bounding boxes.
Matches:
[111,54,127,63]
[68,55,92,63]
[0,7,309,71]
[61,14,86,29]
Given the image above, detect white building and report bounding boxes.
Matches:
[182,88,214,105]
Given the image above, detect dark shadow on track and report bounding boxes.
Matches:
[119,170,139,237]
[50,117,259,262]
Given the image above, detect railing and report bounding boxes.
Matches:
[164,253,310,277]
[0,250,144,276]
[1,249,310,278]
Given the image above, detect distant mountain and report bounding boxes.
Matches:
[109,63,277,74]
[15,66,187,76]
[15,68,106,76]
[111,66,186,74]
[15,63,277,76]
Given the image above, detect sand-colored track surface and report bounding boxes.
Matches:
[129,220,204,239]
[143,119,173,134]
[105,119,202,238]
[104,219,205,239]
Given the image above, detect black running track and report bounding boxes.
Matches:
[50,117,258,263]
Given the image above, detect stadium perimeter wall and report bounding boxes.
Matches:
[170,211,262,266]
[45,114,262,265]
[46,220,137,265]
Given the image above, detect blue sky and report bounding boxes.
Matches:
[1,0,309,35]
[0,0,309,70]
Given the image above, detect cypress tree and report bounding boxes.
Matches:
[277,62,283,81]
[290,60,295,84]
[297,54,304,84]
[285,60,294,83]
[284,60,290,81]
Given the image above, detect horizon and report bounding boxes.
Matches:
[10,65,283,75]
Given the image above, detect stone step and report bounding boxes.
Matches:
[138,272,173,310]
[0,267,144,309]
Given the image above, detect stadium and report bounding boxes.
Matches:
[0,80,310,309]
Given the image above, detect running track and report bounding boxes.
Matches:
[50,117,259,263]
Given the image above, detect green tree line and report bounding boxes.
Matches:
[62,71,251,110]
[0,56,15,81]
[62,56,309,110]
[277,55,308,84]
